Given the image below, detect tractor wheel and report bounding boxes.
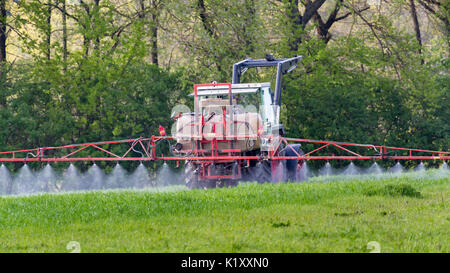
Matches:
[284,145,305,182]
[255,160,272,183]
[185,162,200,189]
[223,179,238,187]
[201,180,216,189]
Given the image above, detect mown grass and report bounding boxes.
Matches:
[0,170,448,253]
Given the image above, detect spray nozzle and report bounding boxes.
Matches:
[209,162,216,176]
[232,161,239,179]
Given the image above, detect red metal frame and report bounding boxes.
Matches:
[193,83,241,179]
[0,82,448,173]
[0,136,448,163]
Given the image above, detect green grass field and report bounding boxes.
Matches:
[0,170,448,253]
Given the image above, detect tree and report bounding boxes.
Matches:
[312,0,369,43]
[136,0,162,66]
[0,0,7,78]
[409,0,423,64]
[61,0,67,64]
[165,0,266,81]
[45,0,52,60]
[417,0,449,31]
[0,0,448,168]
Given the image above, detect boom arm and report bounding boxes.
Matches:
[232,55,302,106]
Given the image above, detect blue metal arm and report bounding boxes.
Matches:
[232,55,302,106]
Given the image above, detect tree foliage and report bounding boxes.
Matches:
[0,0,448,168]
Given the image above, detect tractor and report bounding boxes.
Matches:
[173,55,304,188]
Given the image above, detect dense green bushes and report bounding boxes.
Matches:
[0,62,184,172]
[0,0,448,172]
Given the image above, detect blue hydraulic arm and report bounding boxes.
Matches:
[232,55,302,107]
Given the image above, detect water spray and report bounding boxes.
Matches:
[0,56,448,191]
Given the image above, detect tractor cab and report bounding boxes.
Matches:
[193,82,280,134]
[174,83,281,153]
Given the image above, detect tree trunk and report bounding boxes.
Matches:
[417,0,449,52]
[46,0,52,60]
[80,0,90,59]
[137,0,158,66]
[197,0,222,72]
[285,0,326,53]
[0,0,6,78]
[62,0,67,66]
[409,0,424,64]
[150,11,158,66]
[287,0,302,53]
[94,0,100,51]
[312,0,349,44]
[243,0,255,53]
[150,0,158,66]
[197,0,215,38]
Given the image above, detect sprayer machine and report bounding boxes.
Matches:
[1,55,448,189]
